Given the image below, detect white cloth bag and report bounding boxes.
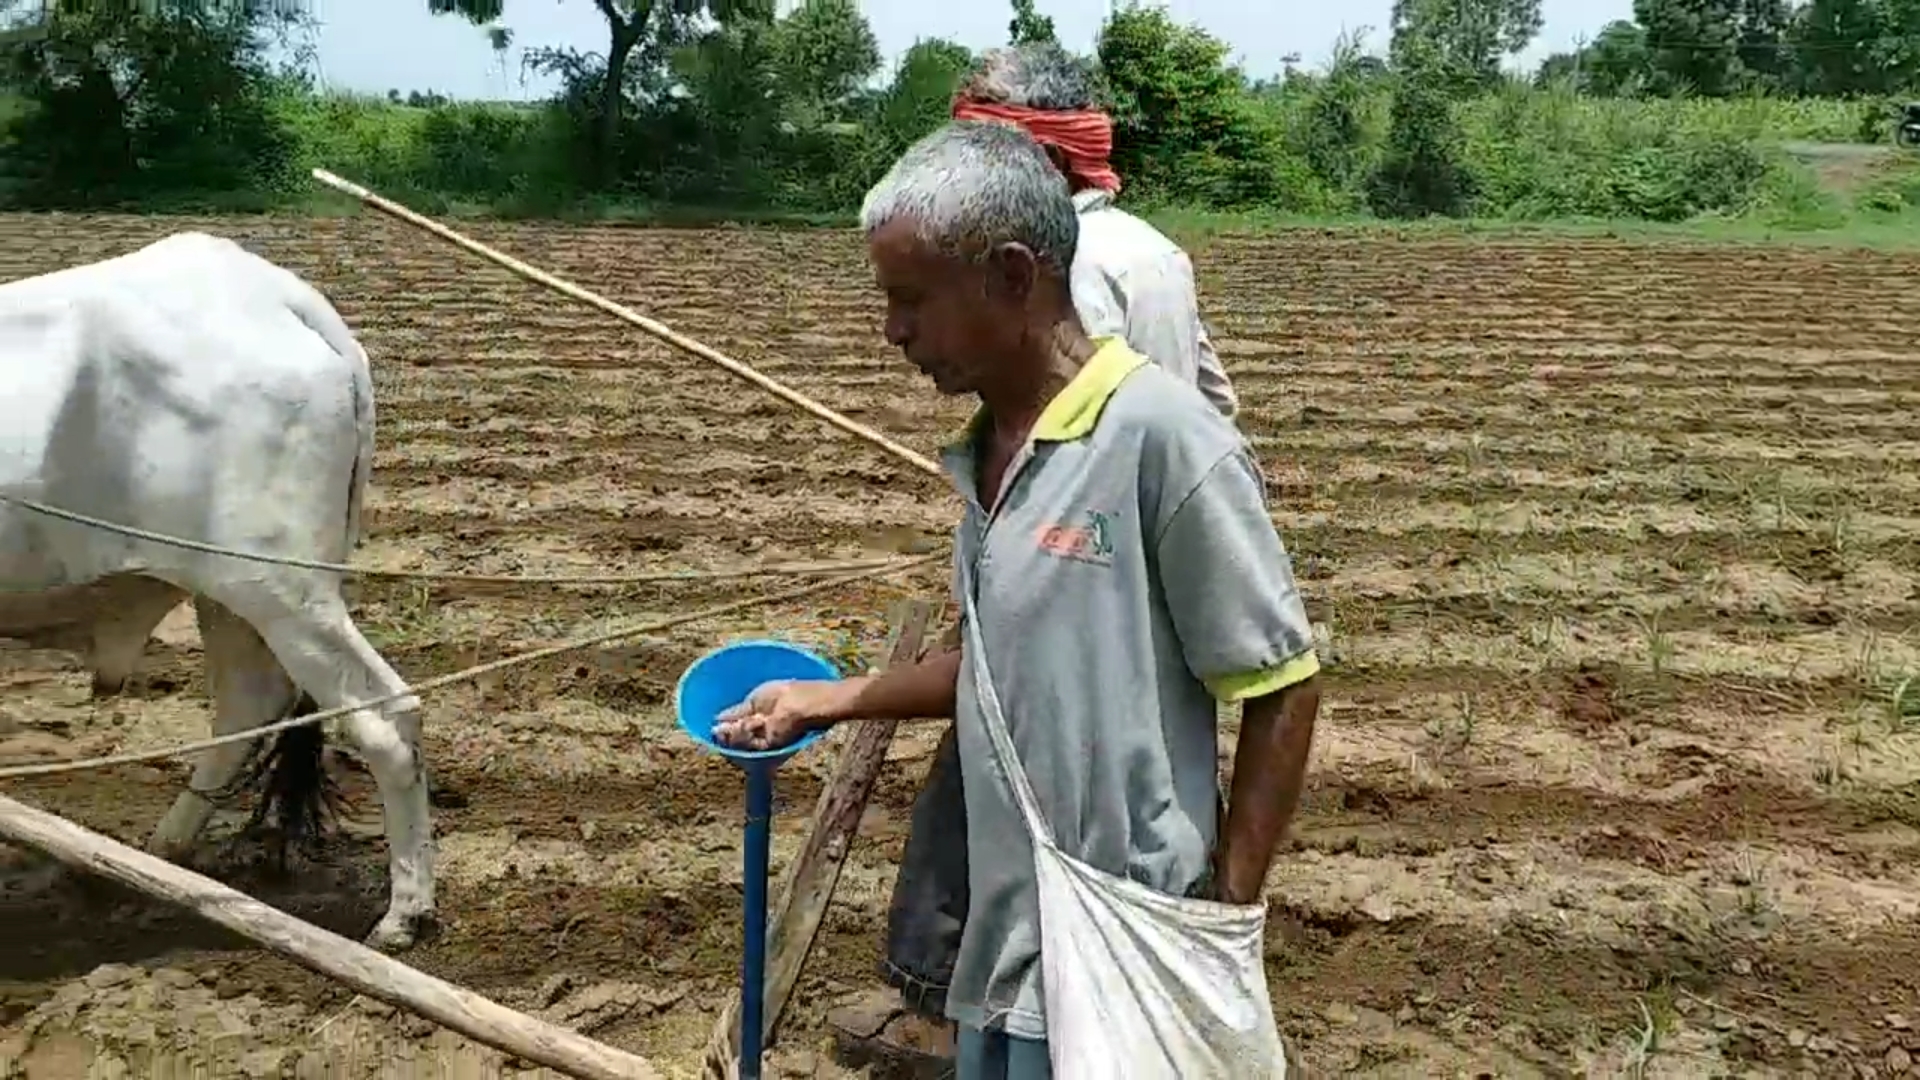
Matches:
[958,578,1288,1079]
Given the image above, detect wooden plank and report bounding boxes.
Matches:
[704,599,939,1079]
[0,793,661,1080]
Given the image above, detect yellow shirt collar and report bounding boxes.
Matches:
[945,337,1147,452]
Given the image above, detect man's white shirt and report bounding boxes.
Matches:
[1068,188,1238,420]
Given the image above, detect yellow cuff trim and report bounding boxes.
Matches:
[1205,649,1321,703]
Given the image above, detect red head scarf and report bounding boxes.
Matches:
[950,98,1122,195]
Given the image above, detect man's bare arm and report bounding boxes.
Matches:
[820,646,963,727]
[1215,675,1321,905]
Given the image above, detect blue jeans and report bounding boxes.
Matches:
[957,1027,1052,1080]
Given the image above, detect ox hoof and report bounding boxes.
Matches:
[145,836,195,866]
[365,911,434,952]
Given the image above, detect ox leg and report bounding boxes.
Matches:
[225,594,433,951]
[89,575,188,699]
[149,597,297,860]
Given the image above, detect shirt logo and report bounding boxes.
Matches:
[1035,510,1116,566]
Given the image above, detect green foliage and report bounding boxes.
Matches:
[1391,0,1545,89]
[1536,20,1654,95]
[1278,36,1383,213]
[0,3,297,206]
[1009,0,1057,45]
[430,0,504,22]
[1097,5,1289,208]
[1370,37,1476,217]
[1548,0,1917,96]
[430,0,779,181]
[874,38,973,146]
[1856,157,1920,212]
[0,0,1912,234]
[770,0,878,116]
[1456,81,1783,217]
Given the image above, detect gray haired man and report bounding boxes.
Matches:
[954,43,1237,418]
[834,45,1243,1073]
[713,121,1319,1080]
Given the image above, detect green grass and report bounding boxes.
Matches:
[1144,198,1920,252]
[6,85,1920,248]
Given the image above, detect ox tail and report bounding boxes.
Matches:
[242,693,345,872]
[344,342,374,552]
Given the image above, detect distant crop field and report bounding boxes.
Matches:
[1,214,1918,1077]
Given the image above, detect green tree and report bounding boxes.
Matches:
[1890,0,1920,86]
[772,0,880,118]
[1097,4,1282,205]
[1734,0,1793,87]
[1585,20,1654,94]
[1009,0,1057,45]
[0,1,298,203]
[1789,0,1916,94]
[1633,0,1744,95]
[873,37,973,145]
[668,19,781,198]
[1371,34,1474,217]
[429,0,773,179]
[1290,31,1377,208]
[1534,20,1653,94]
[1390,0,1544,89]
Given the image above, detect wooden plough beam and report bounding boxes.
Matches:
[0,794,662,1080]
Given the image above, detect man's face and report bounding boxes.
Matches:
[868,218,1035,396]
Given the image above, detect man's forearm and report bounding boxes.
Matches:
[820,647,962,728]
[1216,675,1320,904]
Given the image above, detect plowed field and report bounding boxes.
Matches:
[2,213,1920,1078]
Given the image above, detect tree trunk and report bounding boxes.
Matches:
[596,20,640,183]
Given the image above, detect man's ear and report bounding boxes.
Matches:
[1040,142,1074,181]
[985,242,1039,302]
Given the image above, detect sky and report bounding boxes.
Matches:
[292,0,1636,103]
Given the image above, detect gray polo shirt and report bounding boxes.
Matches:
[940,338,1320,1039]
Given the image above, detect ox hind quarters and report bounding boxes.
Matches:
[5,575,431,949]
[146,601,349,879]
[150,587,437,952]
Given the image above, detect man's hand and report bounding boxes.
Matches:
[711,649,964,752]
[713,679,850,751]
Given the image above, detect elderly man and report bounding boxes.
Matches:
[831,45,1243,1073]
[714,121,1319,1080]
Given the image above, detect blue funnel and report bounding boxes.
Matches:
[676,639,839,762]
[676,639,841,1080]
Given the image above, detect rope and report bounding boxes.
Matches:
[0,552,945,781]
[0,495,927,585]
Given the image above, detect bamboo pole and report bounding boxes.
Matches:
[308,169,943,480]
[702,600,938,1079]
[0,793,660,1080]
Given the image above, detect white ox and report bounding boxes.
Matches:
[0,231,433,950]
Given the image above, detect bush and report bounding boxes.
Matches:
[1369,49,1475,219]
[0,1,1904,231]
